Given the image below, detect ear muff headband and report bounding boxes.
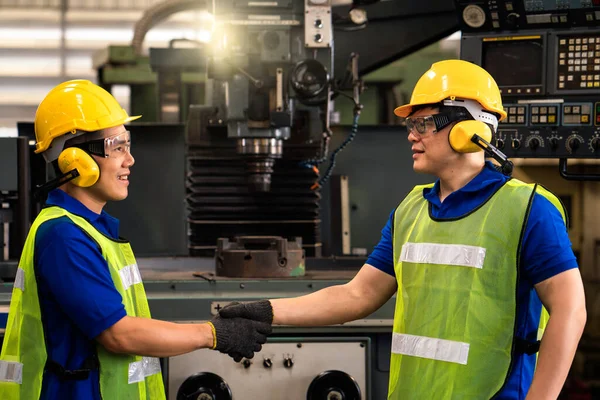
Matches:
[58,147,100,187]
[448,120,492,153]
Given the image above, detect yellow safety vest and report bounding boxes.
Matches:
[388,179,565,399]
[0,206,166,399]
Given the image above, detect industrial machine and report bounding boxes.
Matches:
[2,0,600,399]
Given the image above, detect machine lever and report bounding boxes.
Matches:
[232,64,263,88]
[559,158,600,181]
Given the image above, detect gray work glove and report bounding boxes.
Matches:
[218,300,274,324]
[208,315,271,360]
[218,301,274,362]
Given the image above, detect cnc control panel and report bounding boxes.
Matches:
[458,1,600,159]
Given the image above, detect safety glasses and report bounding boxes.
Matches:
[74,130,131,159]
[404,110,469,135]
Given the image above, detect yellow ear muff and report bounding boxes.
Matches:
[58,147,100,187]
[448,120,492,153]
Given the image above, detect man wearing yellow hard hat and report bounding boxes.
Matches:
[0,80,271,400]
[216,59,587,399]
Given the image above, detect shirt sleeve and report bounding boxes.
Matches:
[35,218,127,339]
[366,210,396,277]
[521,193,579,285]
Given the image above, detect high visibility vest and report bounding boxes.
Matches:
[0,206,166,399]
[388,179,565,399]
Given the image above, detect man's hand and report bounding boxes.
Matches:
[218,301,274,362]
[218,300,274,324]
[208,315,271,360]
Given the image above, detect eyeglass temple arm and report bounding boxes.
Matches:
[471,134,514,176]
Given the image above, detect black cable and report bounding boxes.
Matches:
[315,112,360,188]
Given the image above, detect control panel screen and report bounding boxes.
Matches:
[525,0,596,12]
[482,36,544,94]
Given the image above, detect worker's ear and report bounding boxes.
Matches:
[448,120,492,153]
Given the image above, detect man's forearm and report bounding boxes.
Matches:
[526,308,587,399]
[270,283,374,326]
[98,316,214,357]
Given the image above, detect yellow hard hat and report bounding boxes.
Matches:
[34,80,141,154]
[394,59,507,121]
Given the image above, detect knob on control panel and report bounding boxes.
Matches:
[549,137,559,151]
[590,137,600,152]
[568,137,582,152]
[496,138,505,149]
[283,357,294,368]
[263,358,273,368]
[528,137,540,150]
[512,138,521,150]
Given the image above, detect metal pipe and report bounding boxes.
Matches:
[131,0,208,55]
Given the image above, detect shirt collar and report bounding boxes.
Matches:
[45,189,120,237]
[423,161,506,202]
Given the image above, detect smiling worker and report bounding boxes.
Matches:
[0,80,270,400]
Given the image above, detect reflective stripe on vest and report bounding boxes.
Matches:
[119,264,142,291]
[392,333,470,365]
[400,242,486,269]
[14,268,25,292]
[129,357,161,384]
[0,361,23,384]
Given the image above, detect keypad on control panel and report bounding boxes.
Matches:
[530,105,559,125]
[558,35,600,90]
[562,103,593,125]
[500,105,528,125]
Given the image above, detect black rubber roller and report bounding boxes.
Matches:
[177,372,232,400]
[307,370,362,400]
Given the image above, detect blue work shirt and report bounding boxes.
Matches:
[35,189,127,400]
[367,161,578,400]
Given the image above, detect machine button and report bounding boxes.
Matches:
[314,33,323,43]
[243,359,252,369]
[263,358,273,368]
[283,357,294,368]
[314,19,323,28]
[582,115,590,123]
[512,138,521,150]
[548,115,556,123]
[550,137,559,150]
[496,138,505,149]
[591,137,600,151]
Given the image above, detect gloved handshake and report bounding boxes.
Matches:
[208,300,274,362]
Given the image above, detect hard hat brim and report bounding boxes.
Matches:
[124,115,142,124]
[393,104,412,118]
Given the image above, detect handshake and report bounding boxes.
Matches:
[208,300,274,362]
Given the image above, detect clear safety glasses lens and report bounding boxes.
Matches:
[404,116,436,134]
[103,131,131,158]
